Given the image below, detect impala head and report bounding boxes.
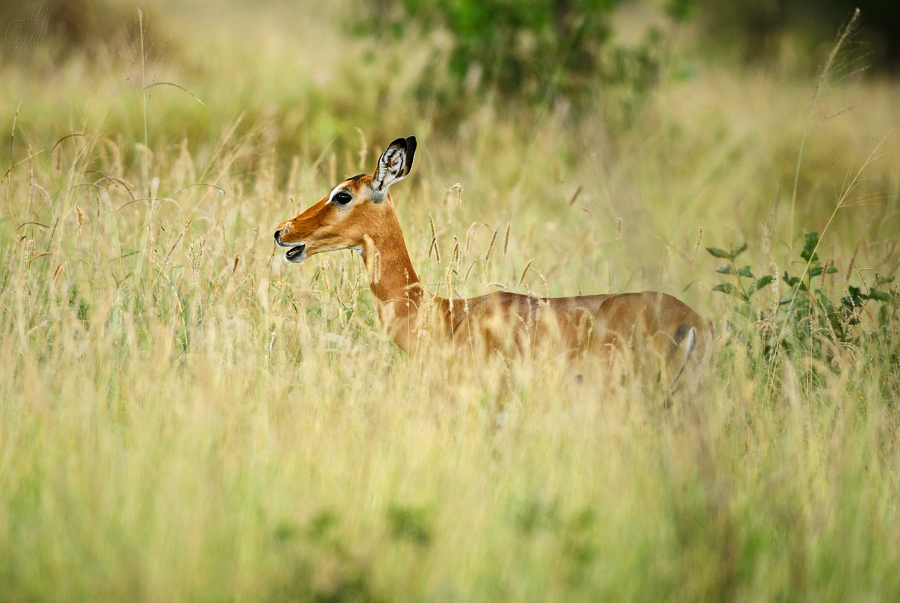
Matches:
[274,136,417,263]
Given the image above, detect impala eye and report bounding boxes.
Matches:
[332,191,352,205]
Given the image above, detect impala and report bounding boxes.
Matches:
[275,136,713,397]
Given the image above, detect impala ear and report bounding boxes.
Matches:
[373,136,416,196]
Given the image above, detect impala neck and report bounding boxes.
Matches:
[359,199,426,314]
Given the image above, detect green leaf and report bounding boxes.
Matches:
[706,243,747,260]
[712,283,734,294]
[713,283,748,301]
[784,274,807,291]
[801,232,820,262]
[827,266,838,274]
[809,266,823,277]
[737,265,753,278]
[716,265,735,274]
[842,287,866,309]
[868,290,892,303]
[815,289,836,314]
[877,276,895,285]
[753,275,774,293]
[707,247,732,259]
[879,304,891,327]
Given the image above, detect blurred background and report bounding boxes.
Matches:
[2,0,898,154]
[3,0,898,231]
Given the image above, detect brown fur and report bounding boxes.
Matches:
[275,158,713,392]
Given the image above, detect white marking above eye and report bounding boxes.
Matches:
[328,187,353,205]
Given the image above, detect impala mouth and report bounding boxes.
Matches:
[284,244,307,263]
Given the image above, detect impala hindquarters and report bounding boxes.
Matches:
[440,288,712,397]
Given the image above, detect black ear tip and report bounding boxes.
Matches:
[387,136,416,152]
[405,136,417,169]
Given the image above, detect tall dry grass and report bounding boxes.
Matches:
[0,0,898,600]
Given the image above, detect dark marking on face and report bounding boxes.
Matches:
[347,173,367,182]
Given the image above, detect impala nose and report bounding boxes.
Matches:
[273,229,281,244]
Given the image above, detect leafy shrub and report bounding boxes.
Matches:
[357,0,670,103]
[709,232,897,360]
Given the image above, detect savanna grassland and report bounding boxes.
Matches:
[1,0,899,601]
